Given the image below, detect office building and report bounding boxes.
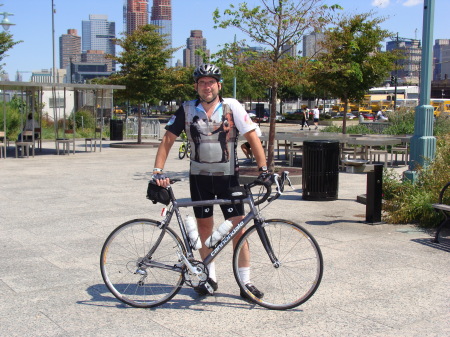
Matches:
[30,69,66,83]
[386,38,421,85]
[183,30,210,67]
[82,15,116,70]
[151,0,173,67]
[125,0,148,35]
[59,29,81,69]
[433,39,450,81]
[302,31,325,58]
[81,50,114,72]
[67,63,113,84]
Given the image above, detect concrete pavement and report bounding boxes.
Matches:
[0,129,449,336]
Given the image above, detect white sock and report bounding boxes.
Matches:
[207,262,216,282]
[238,267,250,285]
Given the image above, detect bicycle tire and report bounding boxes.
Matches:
[186,143,191,158]
[100,219,185,308]
[178,143,186,159]
[233,219,323,310]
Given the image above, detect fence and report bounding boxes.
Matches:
[360,122,391,134]
[125,117,160,139]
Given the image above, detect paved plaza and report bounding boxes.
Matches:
[0,127,449,336]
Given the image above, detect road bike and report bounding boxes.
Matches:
[100,172,323,310]
[178,131,190,159]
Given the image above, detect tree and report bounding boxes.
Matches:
[213,0,341,170]
[159,66,196,110]
[108,25,174,143]
[0,31,21,72]
[309,12,398,133]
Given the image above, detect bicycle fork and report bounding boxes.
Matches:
[256,221,281,268]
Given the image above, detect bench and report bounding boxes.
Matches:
[433,182,450,243]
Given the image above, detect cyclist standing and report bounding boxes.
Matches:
[152,64,267,299]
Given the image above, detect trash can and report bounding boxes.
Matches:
[110,119,123,141]
[302,140,339,201]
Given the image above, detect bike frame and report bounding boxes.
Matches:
[144,183,279,272]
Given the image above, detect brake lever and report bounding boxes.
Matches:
[286,175,295,190]
[267,173,282,203]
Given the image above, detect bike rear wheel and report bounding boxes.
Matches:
[186,142,191,158]
[100,219,185,308]
[233,219,323,310]
[178,143,186,159]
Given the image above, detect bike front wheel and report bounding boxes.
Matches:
[100,219,185,308]
[233,219,323,310]
[178,143,186,159]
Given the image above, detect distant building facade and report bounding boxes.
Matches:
[82,14,116,71]
[302,31,325,58]
[59,29,81,69]
[31,69,66,83]
[125,0,148,35]
[433,39,450,81]
[150,0,172,67]
[183,30,210,67]
[386,38,421,85]
[67,63,113,84]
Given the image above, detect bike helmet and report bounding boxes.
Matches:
[193,64,222,82]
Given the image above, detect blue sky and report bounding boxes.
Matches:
[1,0,447,81]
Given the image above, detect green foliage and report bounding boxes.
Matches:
[309,12,398,133]
[0,31,22,71]
[322,124,374,134]
[383,134,450,227]
[108,24,174,103]
[434,114,450,137]
[213,0,341,169]
[0,100,22,139]
[73,110,96,129]
[383,108,415,135]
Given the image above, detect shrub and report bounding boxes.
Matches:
[322,124,374,134]
[73,110,96,129]
[383,133,450,227]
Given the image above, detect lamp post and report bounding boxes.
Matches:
[404,0,436,182]
[0,4,15,31]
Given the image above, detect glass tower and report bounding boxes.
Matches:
[82,14,116,71]
[150,0,173,67]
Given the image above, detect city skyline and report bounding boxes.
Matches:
[2,0,449,81]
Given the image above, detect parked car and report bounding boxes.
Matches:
[361,113,374,120]
[247,109,285,122]
[332,112,357,119]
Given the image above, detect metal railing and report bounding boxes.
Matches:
[125,117,160,139]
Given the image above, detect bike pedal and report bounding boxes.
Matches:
[204,282,214,294]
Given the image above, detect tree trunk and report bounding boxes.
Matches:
[342,99,348,134]
[137,102,142,144]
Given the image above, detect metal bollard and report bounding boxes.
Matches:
[365,164,383,224]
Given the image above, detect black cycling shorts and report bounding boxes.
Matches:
[189,174,244,219]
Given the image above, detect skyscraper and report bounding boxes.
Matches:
[387,38,421,85]
[59,29,81,69]
[183,30,210,67]
[151,0,173,67]
[82,15,116,71]
[125,0,149,35]
[302,31,325,58]
[433,39,450,81]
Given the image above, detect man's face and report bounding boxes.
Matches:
[195,77,221,103]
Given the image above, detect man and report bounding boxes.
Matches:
[313,106,320,130]
[152,64,267,299]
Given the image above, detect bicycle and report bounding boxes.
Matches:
[100,171,323,310]
[178,131,191,159]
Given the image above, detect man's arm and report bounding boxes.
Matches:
[244,129,267,171]
[153,130,177,187]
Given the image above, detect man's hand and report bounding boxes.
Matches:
[152,173,171,188]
